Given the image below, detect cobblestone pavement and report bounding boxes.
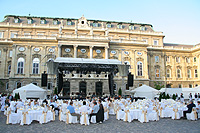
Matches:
[0,112,200,133]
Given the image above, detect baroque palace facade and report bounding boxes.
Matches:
[0,15,199,96]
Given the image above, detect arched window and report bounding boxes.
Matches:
[6,82,9,89]
[16,82,21,88]
[195,69,198,78]
[8,65,11,74]
[177,69,181,78]
[187,69,191,78]
[155,69,160,78]
[166,69,171,78]
[137,61,143,76]
[17,58,24,74]
[32,58,39,74]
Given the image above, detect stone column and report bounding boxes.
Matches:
[10,44,16,78]
[74,45,78,58]
[3,48,8,77]
[58,44,62,57]
[26,45,32,77]
[105,46,109,59]
[90,46,93,59]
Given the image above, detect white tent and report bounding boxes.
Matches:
[160,87,200,99]
[160,88,182,96]
[13,83,47,100]
[131,85,159,99]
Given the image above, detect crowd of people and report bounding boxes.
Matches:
[1,92,200,125]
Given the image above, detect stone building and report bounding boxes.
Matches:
[0,15,199,96]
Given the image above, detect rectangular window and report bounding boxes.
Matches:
[16,82,21,88]
[129,25,134,30]
[93,23,98,27]
[37,33,44,36]
[0,32,3,38]
[195,69,198,78]
[189,84,192,88]
[194,57,197,62]
[140,26,145,31]
[155,56,159,62]
[187,69,191,78]
[131,37,137,40]
[40,19,46,24]
[14,18,19,23]
[178,84,182,88]
[166,56,170,62]
[6,83,9,89]
[186,57,190,63]
[67,21,72,25]
[118,24,122,29]
[176,57,180,63]
[153,40,158,45]
[9,51,12,57]
[27,19,32,24]
[142,39,148,43]
[24,32,31,37]
[166,69,170,78]
[107,23,111,28]
[11,32,17,38]
[155,69,160,78]
[53,20,58,25]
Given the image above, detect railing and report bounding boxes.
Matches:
[13,34,56,40]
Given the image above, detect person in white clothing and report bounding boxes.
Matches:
[80,101,89,114]
[61,100,68,109]
[196,101,200,116]
[53,94,58,100]
[1,95,6,111]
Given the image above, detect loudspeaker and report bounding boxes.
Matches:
[41,73,48,87]
[57,73,63,94]
[108,74,114,96]
[127,73,134,87]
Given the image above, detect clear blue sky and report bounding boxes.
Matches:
[0,0,199,45]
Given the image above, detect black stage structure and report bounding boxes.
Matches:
[47,57,129,97]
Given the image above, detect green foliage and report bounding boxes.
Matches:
[14,93,18,100]
[172,94,176,100]
[118,88,122,96]
[14,93,20,100]
[159,92,171,101]
[154,81,164,90]
[18,93,20,99]
[54,87,58,95]
[166,94,170,99]
[158,93,162,101]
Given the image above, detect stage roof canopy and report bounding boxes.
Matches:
[54,57,122,65]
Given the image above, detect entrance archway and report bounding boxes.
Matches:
[96,82,103,97]
[79,81,87,97]
[63,81,70,97]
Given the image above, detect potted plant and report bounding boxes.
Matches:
[118,88,122,97]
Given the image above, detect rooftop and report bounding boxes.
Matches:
[164,43,194,48]
[3,15,153,27]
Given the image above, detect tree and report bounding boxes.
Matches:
[118,88,122,96]
[154,81,164,90]
[18,93,20,99]
[166,94,170,99]
[54,87,58,95]
[14,93,18,100]
[172,94,176,100]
